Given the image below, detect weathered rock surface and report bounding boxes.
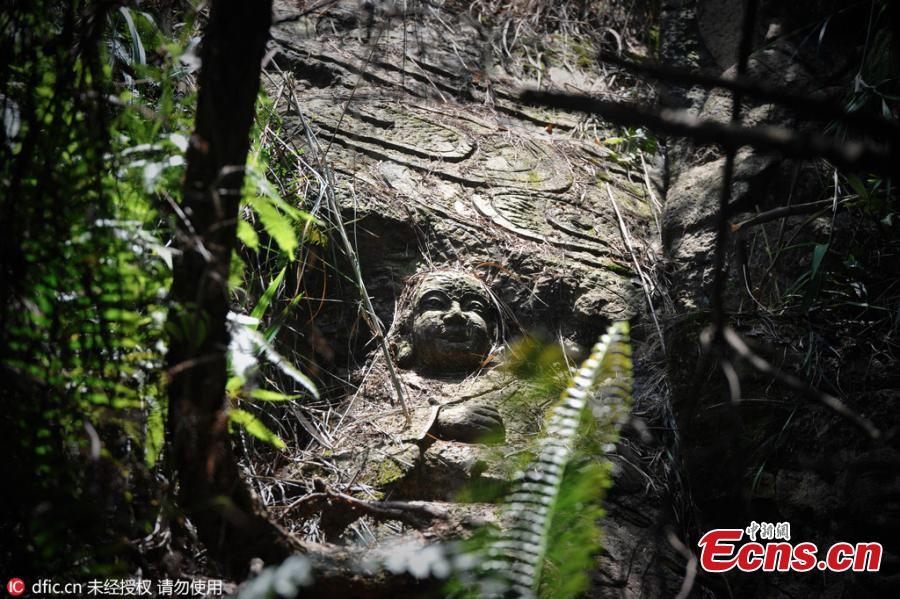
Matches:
[263,0,676,595]
[267,0,652,350]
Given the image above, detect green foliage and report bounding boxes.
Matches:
[145,398,166,468]
[846,173,896,225]
[226,312,323,448]
[238,96,324,264]
[224,96,328,450]
[1,1,327,569]
[782,168,897,315]
[503,335,572,398]
[842,1,899,124]
[250,266,287,324]
[0,0,198,572]
[602,127,657,166]
[540,460,612,598]
[459,323,633,599]
[229,408,287,450]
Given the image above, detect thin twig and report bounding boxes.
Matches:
[343,182,411,425]
[271,0,343,25]
[667,529,698,599]
[730,197,852,232]
[284,480,447,527]
[711,0,758,335]
[297,128,411,424]
[639,150,663,245]
[606,184,664,347]
[266,64,411,425]
[721,326,881,439]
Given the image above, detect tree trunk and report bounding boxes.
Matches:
[166,0,293,575]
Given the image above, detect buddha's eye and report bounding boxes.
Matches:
[419,293,448,311]
[464,297,488,314]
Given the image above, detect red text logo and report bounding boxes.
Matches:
[698,528,882,573]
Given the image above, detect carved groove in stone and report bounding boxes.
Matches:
[473,191,623,270]
[308,101,476,163]
[478,139,573,193]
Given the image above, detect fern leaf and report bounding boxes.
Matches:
[483,322,633,598]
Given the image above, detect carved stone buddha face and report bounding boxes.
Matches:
[399,271,497,373]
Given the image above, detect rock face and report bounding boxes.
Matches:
[267,0,653,353]
[260,2,897,596]
[263,0,678,595]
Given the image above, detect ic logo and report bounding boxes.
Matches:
[6,578,25,597]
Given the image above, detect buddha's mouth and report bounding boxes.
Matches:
[440,326,470,342]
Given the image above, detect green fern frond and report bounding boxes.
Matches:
[481,322,633,598]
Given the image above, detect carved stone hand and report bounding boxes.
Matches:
[433,402,505,444]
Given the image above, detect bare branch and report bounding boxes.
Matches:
[711,0,758,335]
[285,480,447,529]
[730,198,851,232]
[519,91,897,176]
[596,51,900,143]
[667,529,698,599]
[606,184,664,347]
[721,327,881,439]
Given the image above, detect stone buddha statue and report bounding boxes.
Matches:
[296,269,545,510]
[399,271,497,373]
[392,270,506,443]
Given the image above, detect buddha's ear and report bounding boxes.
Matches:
[395,338,413,368]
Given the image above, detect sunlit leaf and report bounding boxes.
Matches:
[228,312,319,399]
[118,7,146,66]
[229,408,286,449]
[227,311,319,399]
[226,375,244,398]
[168,133,188,152]
[250,266,285,324]
[237,219,259,251]
[248,196,297,257]
[247,389,301,402]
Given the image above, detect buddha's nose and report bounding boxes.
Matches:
[444,302,466,324]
